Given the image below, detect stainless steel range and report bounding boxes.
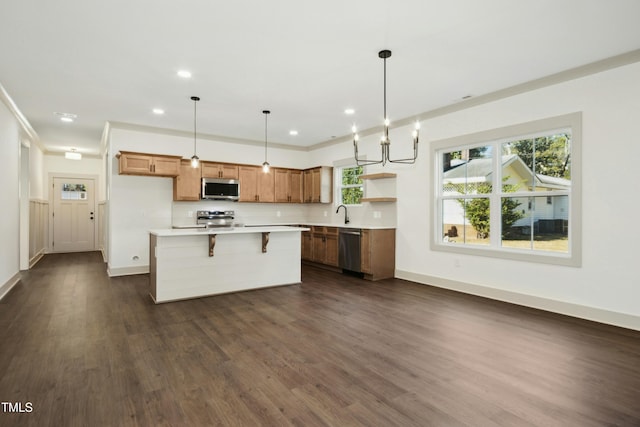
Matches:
[196,210,235,228]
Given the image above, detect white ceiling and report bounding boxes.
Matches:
[2,0,640,156]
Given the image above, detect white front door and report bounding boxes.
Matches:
[52,177,95,252]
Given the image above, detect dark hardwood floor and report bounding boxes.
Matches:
[1,252,639,426]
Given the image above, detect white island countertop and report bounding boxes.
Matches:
[150,225,308,237]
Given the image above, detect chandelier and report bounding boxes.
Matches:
[353,50,420,166]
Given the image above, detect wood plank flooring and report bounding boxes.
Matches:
[1,251,639,426]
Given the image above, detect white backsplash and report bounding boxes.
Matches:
[172,201,396,228]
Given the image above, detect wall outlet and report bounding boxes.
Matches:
[323,211,328,217]
[188,211,194,218]
[454,258,461,268]
[276,211,281,217]
[373,211,382,219]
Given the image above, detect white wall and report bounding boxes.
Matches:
[308,61,640,329]
[29,144,44,199]
[43,154,103,200]
[0,94,21,295]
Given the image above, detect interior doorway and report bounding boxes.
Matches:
[51,176,96,252]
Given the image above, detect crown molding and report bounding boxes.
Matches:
[0,83,44,151]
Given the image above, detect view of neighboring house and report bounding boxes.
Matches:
[442,154,571,240]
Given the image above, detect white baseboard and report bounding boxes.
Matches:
[0,272,21,301]
[29,250,45,269]
[107,265,149,277]
[395,269,640,331]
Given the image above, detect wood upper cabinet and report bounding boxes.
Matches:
[117,151,181,177]
[275,168,303,203]
[202,162,239,179]
[173,160,201,201]
[239,165,275,202]
[303,166,332,203]
[361,228,396,280]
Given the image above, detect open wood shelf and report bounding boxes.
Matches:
[360,173,397,180]
[361,197,397,203]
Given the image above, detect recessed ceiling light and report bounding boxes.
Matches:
[289,130,298,136]
[152,108,165,115]
[54,112,77,122]
[177,70,192,79]
[344,108,355,115]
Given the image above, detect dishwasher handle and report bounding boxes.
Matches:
[340,230,361,236]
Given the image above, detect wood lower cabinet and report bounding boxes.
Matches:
[239,165,275,202]
[117,151,181,177]
[311,226,339,267]
[275,169,303,203]
[301,227,313,261]
[202,162,239,179]
[361,228,396,280]
[173,160,201,201]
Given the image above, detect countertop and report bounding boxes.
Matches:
[242,222,395,230]
[151,225,308,237]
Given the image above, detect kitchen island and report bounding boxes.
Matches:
[149,226,307,303]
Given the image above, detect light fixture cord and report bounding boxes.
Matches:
[383,55,387,124]
[264,112,268,161]
[193,99,197,154]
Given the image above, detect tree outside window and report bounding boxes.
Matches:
[339,166,363,205]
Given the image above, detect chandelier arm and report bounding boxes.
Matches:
[387,139,419,164]
[353,138,384,166]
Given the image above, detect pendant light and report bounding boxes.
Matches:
[262,110,271,173]
[352,50,420,166]
[190,96,200,168]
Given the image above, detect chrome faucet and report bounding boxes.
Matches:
[336,204,349,224]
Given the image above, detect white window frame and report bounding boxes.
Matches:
[431,112,582,267]
[333,158,364,206]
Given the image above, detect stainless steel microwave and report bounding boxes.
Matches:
[201,178,240,201]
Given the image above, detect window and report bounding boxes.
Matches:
[433,113,581,266]
[61,183,88,200]
[337,165,363,205]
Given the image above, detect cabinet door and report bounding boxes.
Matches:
[325,231,339,267]
[290,170,303,203]
[201,162,220,178]
[303,169,313,203]
[361,229,371,274]
[220,164,239,179]
[152,156,181,176]
[119,153,154,175]
[274,169,290,203]
[301,229,313,260]
[311,168,321,203]
[312,232,326,263]
[258,168,275,202]
[239,166,258,202]
[173,160,201,201]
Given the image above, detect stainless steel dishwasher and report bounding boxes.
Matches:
[338,228,361,272]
